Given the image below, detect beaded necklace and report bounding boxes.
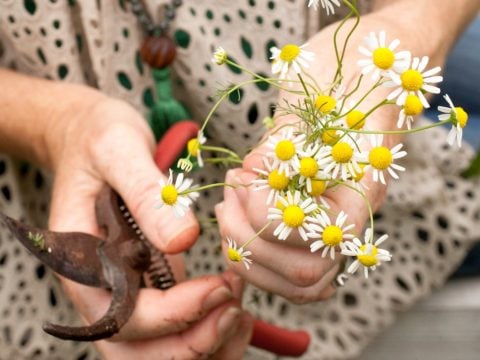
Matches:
[130,0,190,142]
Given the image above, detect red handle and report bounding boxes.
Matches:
[154,120,200,172]
[154,121,310,357]
[251,319,310,357]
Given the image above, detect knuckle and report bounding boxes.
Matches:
[288,288,315,305]
[289,264,322,287]
[318,287,336,301]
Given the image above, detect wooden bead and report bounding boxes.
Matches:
[140,36,177,69]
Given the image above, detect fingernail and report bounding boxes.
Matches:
[202,286,234,312]
[217,307,242,337]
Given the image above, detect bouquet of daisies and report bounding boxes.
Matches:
[155,0,470,281]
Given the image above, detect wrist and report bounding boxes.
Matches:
[42,84,109,170]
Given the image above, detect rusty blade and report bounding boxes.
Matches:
[0,213,109,288]
[43,240,142,341]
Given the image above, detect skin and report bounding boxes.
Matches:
[0,73,252,358]
[216,0,480,304]
[0,0,478,357]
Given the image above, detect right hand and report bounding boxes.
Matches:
[45,89,253,359]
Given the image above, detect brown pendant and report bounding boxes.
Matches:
[140,35,177,69]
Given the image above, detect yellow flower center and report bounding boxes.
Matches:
[401,69,424,91]
[358,244,378,267]
[228,248,243,262]
[369,146,393,170]
[353,164,366,182]
[268,170,289,190]
[187,138,200,157]
[346,110,366,129]
[331,142,353,163]
[315,95,337,114]
[276,200,286,211]
[404,94,423,116]
[275,140,296,161]
[455,107,468,128]
[372,47,395,70]
[309,179,327,196]
[321,130,339,145]
[283,205,305,228]
[161,184,178,205]
[322,225,344,246]
[279,44,301,62]
[299,157,319,178]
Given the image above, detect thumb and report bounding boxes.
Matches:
[99,140,200,254]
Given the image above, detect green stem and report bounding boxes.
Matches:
[327,119,451,135]
[331,178,375,236]
[180,182,236,195]
[204,157,244,165]
[200,78,276,133]
[224,59,308,94]
[243,221,273,249]
[297,73,311,97]
[339,74,364,114]
[201,145,241,160]
[331,0,360,87]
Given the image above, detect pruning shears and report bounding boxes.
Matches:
[0,121,309,357]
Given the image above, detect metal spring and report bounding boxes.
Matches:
[118,200,176,290]
[145,241,176,290]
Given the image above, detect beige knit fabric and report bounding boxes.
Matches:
[1,1,479,359]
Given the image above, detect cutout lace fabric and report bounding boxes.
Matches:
[0,1,478,359]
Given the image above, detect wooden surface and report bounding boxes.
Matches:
[357,278,480,360]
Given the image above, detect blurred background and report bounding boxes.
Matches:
[358,15,480,360]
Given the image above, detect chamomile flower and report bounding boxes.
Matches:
[315,94,338,115]
[341,228,392,279]
[340,101,367,130]
[226,237,253,270]
[266,128,305,177]
[187,131,207,167]
[357,31,410,81]
[438,94,469,147]
[319,127,342,146]
[270,43,315,80]
[315,84,345,116]
[386,56,443,108]
[397,94,424,129]
[307,211,355,259]
[154,169,199,217]
[363,134,407,185]
[317,134,363,181]
[293,144,324,194]
[350,163,369,192]
[308,0,341,16]
[302,179,331,209]
[212,46,227,65]
[252,157,290,205]
[267,191,317,241]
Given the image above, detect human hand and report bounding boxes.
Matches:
[46,91,252,358]
[215,18,410,304]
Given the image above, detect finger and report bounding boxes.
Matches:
[218,186,339,287]
[212,313,254,360]
[97,303,244,359]
[226,169,311,247]
[220,269,245,299]
[93,123,199,253]
[322,178,380,233]
[48,166,102,234]
[62,274,236,342]
[222,251,340,304]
